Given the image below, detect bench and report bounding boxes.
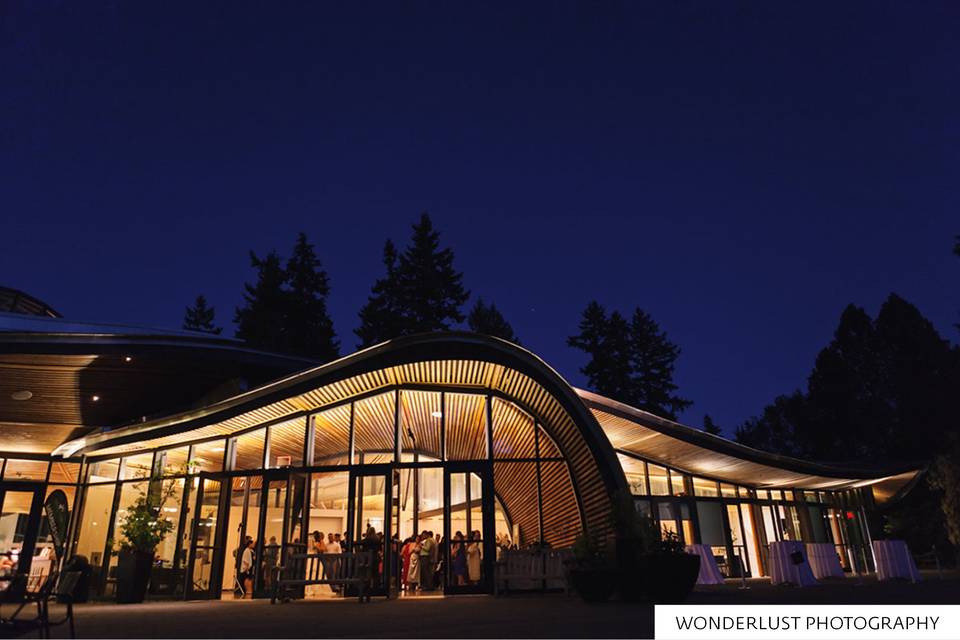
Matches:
[0,571,82,639]
[494,549,570,595]
[272,552,375,604]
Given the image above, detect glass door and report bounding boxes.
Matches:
[348,465,391,596]
[0,484,44,587]
[443,463,494,595]
[186,477,223,599]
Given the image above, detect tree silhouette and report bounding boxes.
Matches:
[467,298,519,344]
[284,233,339,361]
[183,295,222,334]
[568,301,690,420]
[235,234,339,361]
[702,414,722,436]
[356,213,469,347]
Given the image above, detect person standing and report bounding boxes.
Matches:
[451,532,467,586]
[419,530,434,591]
[466,530,482,584]
[407,534,422,592]
[239,538,255,599]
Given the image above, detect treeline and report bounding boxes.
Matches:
[182,212,689,419]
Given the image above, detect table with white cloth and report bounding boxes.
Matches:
[805,543,844,579]
[684,544,725,585]
[767,540,818,586]
[872,539,921,582]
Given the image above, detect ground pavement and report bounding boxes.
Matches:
[38,572,960,639]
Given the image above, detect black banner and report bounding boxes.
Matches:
[43,490,69,560]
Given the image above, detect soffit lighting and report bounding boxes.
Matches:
[91,395,100,402]
[431,411,443,418]
[11,390,33,401]
[124,356,132,363]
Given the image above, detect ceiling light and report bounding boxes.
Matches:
[210,446,225,452]
[431,411,443,418]
[124,356,132,363]
[91,395,100,402]
[11,390,32,401]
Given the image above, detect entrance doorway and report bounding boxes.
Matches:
[443,463,494,595]
[0,483,45,586]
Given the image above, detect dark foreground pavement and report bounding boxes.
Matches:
[39,573,960,639]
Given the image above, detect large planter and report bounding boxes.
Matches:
[637,554,700,604]
[568,567,618,603]
[116,550,154,604]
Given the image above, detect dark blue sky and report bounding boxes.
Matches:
[3,2,958,434]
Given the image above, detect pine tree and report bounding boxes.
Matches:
[183,295,222,334]
[235,250,290,354]
[625,307,691,420]
[567,302,634,408]
[702,414,722,436]
[356,213,469,347]
[284,233,339,361]
[468,298,519,344]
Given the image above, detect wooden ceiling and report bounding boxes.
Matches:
[0,335,314,454]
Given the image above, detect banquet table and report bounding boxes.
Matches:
[805,543,844,579]
[872,540,921,582]
[767,540,818,586]
[684,544,725,585]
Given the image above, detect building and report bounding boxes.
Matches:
[0,293,922,598]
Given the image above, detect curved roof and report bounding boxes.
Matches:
[55,332,628,542]
[0,287,61,318]
[580,389,922,504]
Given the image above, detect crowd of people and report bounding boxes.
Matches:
[398,529,487,592]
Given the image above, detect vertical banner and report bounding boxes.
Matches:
[43,489,70,560]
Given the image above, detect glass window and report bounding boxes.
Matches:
[156,447,190,475]
[537,425,561,458]
[312,405,351,465]
[36,485,76,564]
[720,483,738,498]
[268,417,306,468]
[804,491,819,503]
[491,398,536,459]
[647,464,670,496]
[670,471,688,497]
[87,459,120,483]
[618,454,647,495]
[399,391,442,460]
[155,479,185,566]
[445,393,487,461]
[493,462,538,546]
[108,481,149,575]
[190,441,225,473]
[770,490,783,501]
[47,461,80,484]
[230,428,266,470]
[658,502,678,538]
[696,501,725,545]
[121,452,154,480]
[353,392,397,460]
[756,489,770,501]
[539,461,580,548]
[3,459,48,481]
[73,483,116,575]
[692,476,719,497]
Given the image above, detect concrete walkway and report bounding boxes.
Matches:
[41,573,960,639]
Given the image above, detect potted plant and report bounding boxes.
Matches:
[114,471,180,604]
[609,492,699,603]
[566,533,617,603]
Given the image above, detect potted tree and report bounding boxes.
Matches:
[609,492,699,603]
[114,472,180,604]
[566,533,618,603]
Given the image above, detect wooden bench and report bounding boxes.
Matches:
[272,552,375,604]
[494,549,570,595]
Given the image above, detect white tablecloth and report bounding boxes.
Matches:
[872,539,921,582]
[685,544,725,585]
[805,543,844,579]
[767,541,818,586]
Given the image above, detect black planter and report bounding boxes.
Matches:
[638,554,700,604]
[116,550,154,604]
[568,567,618,603]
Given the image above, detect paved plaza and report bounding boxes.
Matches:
[34,572,960,639]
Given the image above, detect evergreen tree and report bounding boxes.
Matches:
[467,298,519,344]
[702,414,722,436]
[356,213,469,347]
[183,295,222,334]
[235,250,288,353]
[284,232,339,361]
[356,240,405,348]
[626,308,692,420]
[568,302,689,419]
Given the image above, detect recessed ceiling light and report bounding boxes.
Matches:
[431,411,443,418]
[11,390,33,401]
[124,356,132,363]
[91,395,100,402]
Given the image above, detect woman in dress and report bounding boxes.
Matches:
[239,538,255,599]
[407,534,422,591]
[400,537,414,591]
[451,531,468,586]
[466,530,482,584]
